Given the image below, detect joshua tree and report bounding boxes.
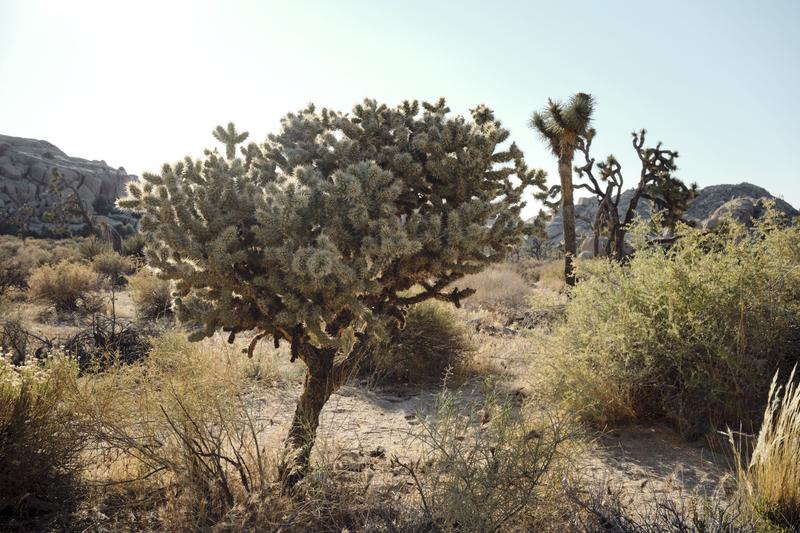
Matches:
[120,98,544,488]
[529,93,596,286]
[573,128,697,258]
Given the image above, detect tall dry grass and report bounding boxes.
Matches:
[461,263,532,311]
[69,331,278,530]
[514,258,566,292]
[0,355,85,509]
[732,366,800,529]
[127,268,173,320]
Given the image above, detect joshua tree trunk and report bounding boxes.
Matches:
[279,337,372,490]
[280,348,336,489]
[558,151,577,286]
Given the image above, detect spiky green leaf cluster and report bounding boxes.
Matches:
[529,92,596,157]
[120,99,543,352]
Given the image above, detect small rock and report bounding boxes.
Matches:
[368,446,386,458]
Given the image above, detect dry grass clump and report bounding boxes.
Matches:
[77,236,112,261]
[0,355,84,510]
[127,268,173,320]
[65,330,403,531]
[567,479,759,532]
[514,258,566,292]
[364,300,474,385]
[0,236,80,298]
[70,331,277,529]
[546,212,800,437]
[28,260,101,314]
[121,232,147,257]
[732,367,800,530]
[396,386,578,532]
[91,251,135,287]
[461,263,533,311]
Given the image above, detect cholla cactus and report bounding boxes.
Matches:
[120,98,544,485]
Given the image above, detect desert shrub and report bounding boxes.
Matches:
[364,300,474,385]
[0,258,28,298]
[396,387,575,532]
[78,236,112,261]
[71,331,275,529]
[0,315,32,365]
[121,232,147,257]
[514,258,566,292]
[0,355,84,509]
[461,263,532,311]
[0,237,58,296]
[549,212,800,436]
[0,236,82,269]
[28,260,100,313]
[732,367,800,530]
[568,480,759,532]
[92,251,135,287]
[127,268,172,320]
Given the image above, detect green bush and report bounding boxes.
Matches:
[127,269,172,320]
[549,211,800,436]
[397,387,574,532]
[28,260,101,313]
[364,301,473,385]
[0,355,84,507]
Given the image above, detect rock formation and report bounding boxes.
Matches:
[0,134,138,237]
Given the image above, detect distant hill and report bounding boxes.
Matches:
[0,134,138,237]
[543,182,799,248]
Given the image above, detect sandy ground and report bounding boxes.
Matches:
[246,374,729,503]
[16,287,731,509]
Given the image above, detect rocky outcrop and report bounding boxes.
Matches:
[0,134,138,237]
[684,183,796,221]
[702,197,774,231]
[544,182,798,251]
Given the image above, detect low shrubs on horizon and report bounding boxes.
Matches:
[0,236,82,297]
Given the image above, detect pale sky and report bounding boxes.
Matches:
[2,0,799,218]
